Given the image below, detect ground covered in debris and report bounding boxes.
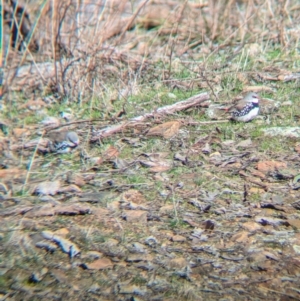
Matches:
[1,1,300,300]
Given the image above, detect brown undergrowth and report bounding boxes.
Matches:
[1,1,300,300]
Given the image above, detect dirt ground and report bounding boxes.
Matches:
[1,1,300,300]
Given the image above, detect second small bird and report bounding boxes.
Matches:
[47,131,80,154]
[227,92,260,122]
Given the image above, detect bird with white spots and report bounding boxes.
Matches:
[227,92,260,122]
[47,131,80,154]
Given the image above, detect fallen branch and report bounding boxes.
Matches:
[91,92,210,142]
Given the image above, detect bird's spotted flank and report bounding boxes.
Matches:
[229,92,260,122]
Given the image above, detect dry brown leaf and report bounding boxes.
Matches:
[249,187,265,194]
[0,168,26,179]
[13,128,30,137]
[251,169,266,179]
[295,144,300,154]
[86,258,114,270]
[168,258,187,269]
[125,210,147,223]
[245,43,262,57]
[183,218,200,227]
[287,219,300,229]
[88,157,104,166]
[231,231,249,243]
[121,189,146,204]
[58,184,82,194]
[171,235,186,242]
[241,221,262,232]
[159,205,173,214]
[257,161,287,173]
[54,228,69,236]
[66,173,85,187]
[147,121,181,139]
[40,116,60,127]
[92,208,110,219]
[104,145,119,159]
[139,156,172,172]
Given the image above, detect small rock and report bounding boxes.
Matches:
[85,258,113,270]
[260,98,281,114]
[205,104,227,120]
[128,242,147,253]
[293,245,300,254]
[159,205,173,214]
[236,139,252,148]
[88,283,101,293]
[33,180,61,196]
[144,236,158,247]
[66,173,85,187]
[124,210,147,223]
[121,189,147,204]
[54,228,69,236]
[281,100,293,106]
[171,235,186,242]
[168,93,177,99]
[13,128,30,137]
[202,143,211,154]
[107,201,120,210]
[40,116,60,127]
[231,231,249,243]
[242,222,262,232]
[245,43,262,56]
[105,238,119,246]
[249,187,265,194]
[168,257,188,269]
[29,267,48,283]
[263,127,300,138]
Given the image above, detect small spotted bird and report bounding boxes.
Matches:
[48,131,80,154]
[227,92,260,122]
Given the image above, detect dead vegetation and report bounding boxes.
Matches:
[4,0,300,98]
[1,0,300,300]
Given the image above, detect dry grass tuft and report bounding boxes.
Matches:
[3,0,299,101]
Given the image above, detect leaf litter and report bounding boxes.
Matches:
[1,1,300,300]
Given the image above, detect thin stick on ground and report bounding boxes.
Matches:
[90,92,210,142]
